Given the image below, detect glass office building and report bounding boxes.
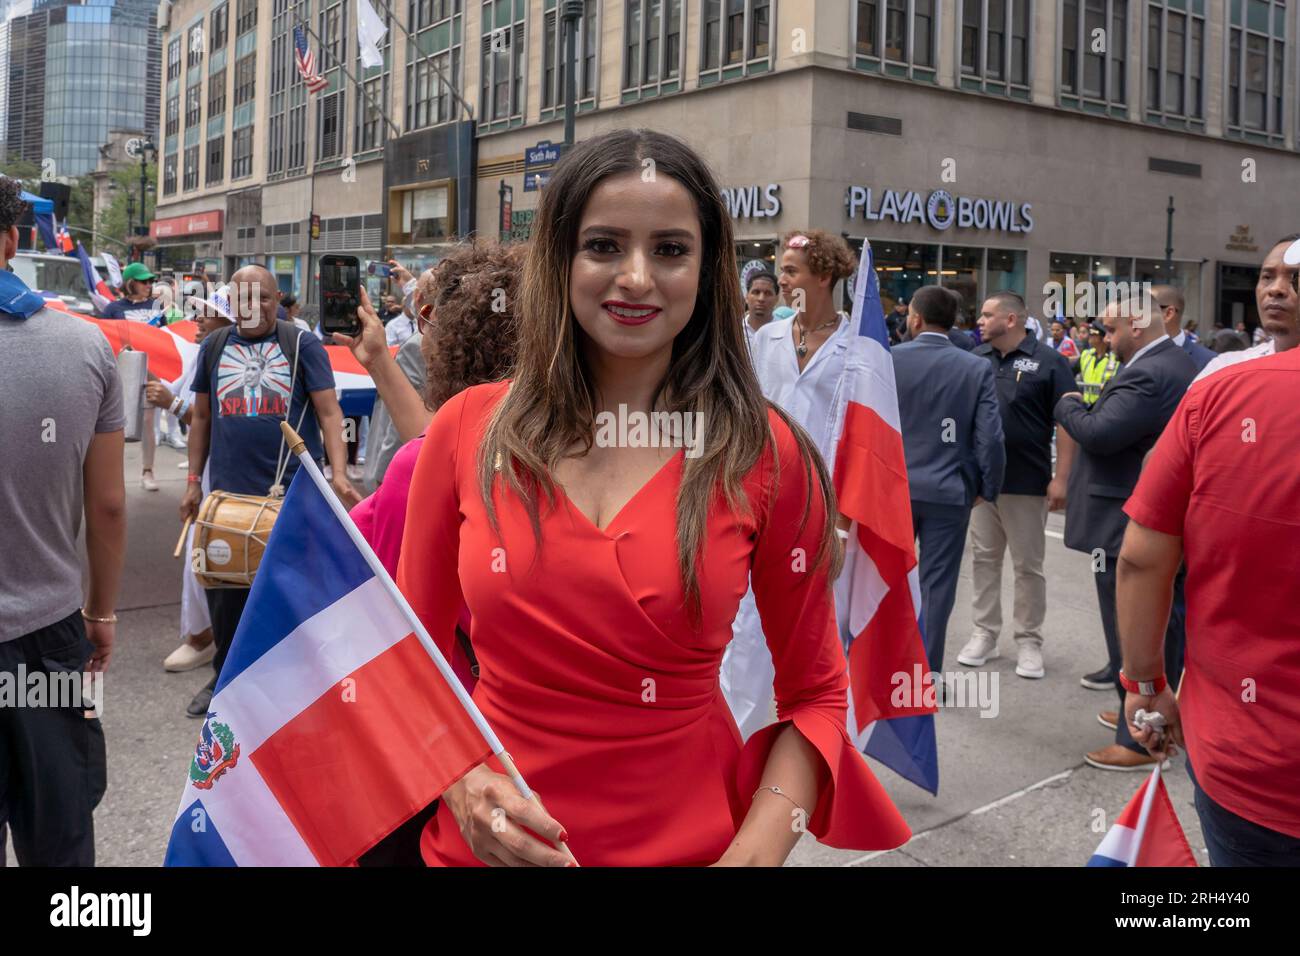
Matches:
[2,0,160,177]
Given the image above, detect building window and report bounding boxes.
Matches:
[183,144,200,190]
[206,136,224,185]
[1061,0,1128,108]
[479,1,525,123]
[271,30,288,94]
[211,4,229,51]
[357,75,388,152]
[185,84,202,128]
[702,0,771,76]
[166,95,180,137]
[854,0,935,74]
[163,153,178,195]
[318,91,344,160]
[407,1,463,130]
[960,0,1031,92]
[1226,0,1283,140]
[187,23,205,67]
[543,0,597,108]
[320,2,346,68]
[208,68,227,116]
[167,37,181,81]
[236,0,257,36]
[234,53,256,106]
[269,112,285,174]
[288,102,307,170]
[398,185,451,242]
[232,125,254,179]
[624,0,681,92]
[412,0,462,31]
[1145,1,1203,123]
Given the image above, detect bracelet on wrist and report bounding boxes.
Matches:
[81,608,117,624]
[1118,670,1168,697]
[187,474,203,484]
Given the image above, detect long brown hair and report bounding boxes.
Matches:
[476,128,841,615]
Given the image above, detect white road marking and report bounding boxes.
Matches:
[842,768,1075,867]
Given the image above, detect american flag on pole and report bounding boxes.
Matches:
[293,26,330,94]
[833,240,940,795]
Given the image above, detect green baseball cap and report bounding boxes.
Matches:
[121,262,157,282]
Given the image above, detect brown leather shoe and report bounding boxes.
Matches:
[1097,710,1119,731]
[1085,743,1169,772]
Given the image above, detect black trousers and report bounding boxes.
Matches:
[1094,563,1187,753]
[0,611,107,866]
[912,499,973,673]
[204,587,251,685]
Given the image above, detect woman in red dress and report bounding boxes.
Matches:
[397,128,910,866]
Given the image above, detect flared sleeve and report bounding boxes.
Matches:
[736,411,912,851]
[396,391,470,666]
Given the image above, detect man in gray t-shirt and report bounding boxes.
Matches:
[0,176,126,864]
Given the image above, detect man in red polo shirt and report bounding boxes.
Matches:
[1116,345,1300,865]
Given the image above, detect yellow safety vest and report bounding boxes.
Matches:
[1079,349,1120,404]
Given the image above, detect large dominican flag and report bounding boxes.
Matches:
[1088,766,1197,867]
[834,241,940,795]
[164,467,490,866]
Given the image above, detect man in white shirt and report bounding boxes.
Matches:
[724,229,858,737]
[1196,234,1298,383]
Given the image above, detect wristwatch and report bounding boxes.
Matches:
[1118,670,1167,696]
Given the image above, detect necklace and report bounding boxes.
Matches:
[794,313,842,357]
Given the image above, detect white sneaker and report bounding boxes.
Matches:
[176,460,189,469]
[1015,641,1045,679]
[164,641,216,672]
[141,472,159,492]
[345,464,363,482]
[957,634,999,666]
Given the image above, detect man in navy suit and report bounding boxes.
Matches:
[1055,294,1197,772]
[1154,285,1214,371]
[894,286,1006,675]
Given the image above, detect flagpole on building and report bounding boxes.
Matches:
[366,0,474,123]
[297,18,402,139]
[279,421,579,865]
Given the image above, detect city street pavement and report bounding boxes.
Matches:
[77,442,1208,867]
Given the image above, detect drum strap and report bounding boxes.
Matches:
[270,329,311,497]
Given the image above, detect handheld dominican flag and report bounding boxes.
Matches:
[834,241,940,795]
[164,451,494,866]
[73,242,114,313]
[293,26,330,94]
[1088,765,1197,867]
[101,251,123,289]
[56,219,75,254]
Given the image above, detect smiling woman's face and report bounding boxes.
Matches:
[568,170,701,364]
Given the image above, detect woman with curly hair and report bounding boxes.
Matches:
[348,240,523,582]
[396,129,908,867]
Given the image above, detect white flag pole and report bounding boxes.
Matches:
[279,421,577,864]
[1126,762,1163,866]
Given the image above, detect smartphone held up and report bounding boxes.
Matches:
[319,254,361,338]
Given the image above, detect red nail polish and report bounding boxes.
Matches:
[558,829,569,843]
[565,860,577,868]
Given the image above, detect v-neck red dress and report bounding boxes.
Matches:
[397,382,910,866]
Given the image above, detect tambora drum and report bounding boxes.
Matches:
[192,491,282,588]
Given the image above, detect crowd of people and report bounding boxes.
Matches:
[1,129,1297,868]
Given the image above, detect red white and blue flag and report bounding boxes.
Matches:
[1088,765,1197,867]
[164,464,491,866]
[56,219,75,254]
[73,242,117,313]
[293,26,330,94]
[834,241,939,794]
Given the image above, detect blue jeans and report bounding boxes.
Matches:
[1188,761,1300,866]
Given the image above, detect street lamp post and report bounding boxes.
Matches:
[561,1,582,147]
[137,138,157,260]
